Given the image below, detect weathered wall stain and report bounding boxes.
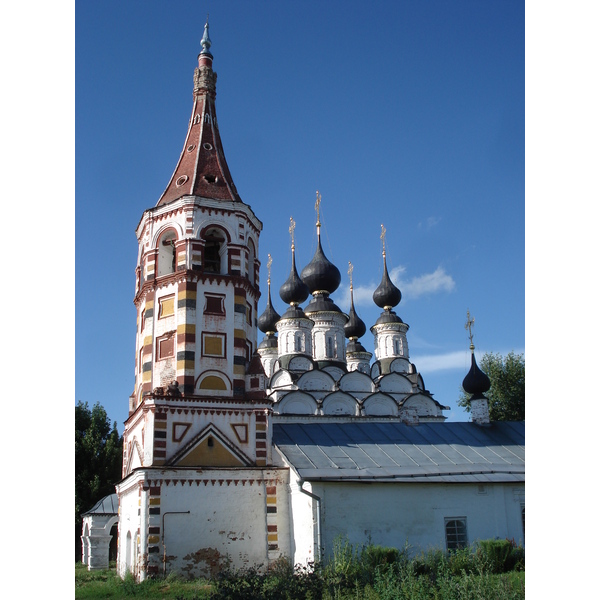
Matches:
[181,547,227,579]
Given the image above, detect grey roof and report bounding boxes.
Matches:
[273,421,524,484]
[82,493,119,516]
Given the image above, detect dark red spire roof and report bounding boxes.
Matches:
[156,21,242,207]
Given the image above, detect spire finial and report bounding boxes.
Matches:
[267,253,273,286]
[465,310,475,352]
[200,16,213,56]
[289,217,296,251]
[348,261,354,292]
[380,224,387,259]
[315,191,322,235]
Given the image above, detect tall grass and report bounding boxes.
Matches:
[75,538,525,600]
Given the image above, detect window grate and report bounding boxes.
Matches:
[445,517,468,550]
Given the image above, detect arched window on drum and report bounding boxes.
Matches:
[157,230,177,277]
[203,228,227,274]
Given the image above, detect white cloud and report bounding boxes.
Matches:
[411,351,469,372]
[399,266,456,298]
[418,216,441,230]
[339,265,455,308]
[413,347,526,373]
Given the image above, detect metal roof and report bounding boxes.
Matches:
[82,493,119,516]
[273,421,524,484]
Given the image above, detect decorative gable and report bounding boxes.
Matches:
[167,424,253,467]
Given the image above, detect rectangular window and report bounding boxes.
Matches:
[202,333,226,358]
[445,517,468,551]
[158,295,175,318]
[204,293,225,315]
[157,333,175,360]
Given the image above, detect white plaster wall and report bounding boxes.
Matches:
[155,468,290,579]
[117,481,142,579]
[306,481,525,559]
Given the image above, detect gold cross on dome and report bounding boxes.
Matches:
[348,261,354,290]
[380,224,387,257]
[315,190,322,227]
[465,310,475,348]
[289,217,296,249]
[267,253,272,284]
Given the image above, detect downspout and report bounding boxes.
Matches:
[297,479,322,562]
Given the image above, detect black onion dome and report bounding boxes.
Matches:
[346,338,367,353]
[300,238,341,295]
[280,251,309,305]
[462,352,491,398]
[304,293,344,315]
[373,257,401,309]
[374,309,403,326]
[257,287,280,334]
[280,303,309,321]
[344,297,366,339]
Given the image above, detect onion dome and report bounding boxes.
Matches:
[301,237,341,296]
[462,351,491,398]
[305,294,343,315]
[280,218,309,305]
[462,312,490,398]
[280,250,309,305]
[300,192,341,295]
[373,254,401,309]
[346,339,368,353]
[344,262,366,339]
[258,285,280,335]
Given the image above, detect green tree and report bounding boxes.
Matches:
[459,351,525,421]
[75,401,123,560]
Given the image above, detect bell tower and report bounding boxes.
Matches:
[117,22,288,582]
[132,20,262,406]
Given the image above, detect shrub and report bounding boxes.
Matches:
[477,539,525,574]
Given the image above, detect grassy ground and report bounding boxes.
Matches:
[75,563,213,599]
[75,560,525,600]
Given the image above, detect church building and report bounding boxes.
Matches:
[106,23,524,580]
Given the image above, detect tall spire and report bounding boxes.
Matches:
[156,18,243,206]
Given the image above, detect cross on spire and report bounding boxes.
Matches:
[348,261,354,291]
[315,190,322,231]
[267,253,272,285]
[465,310,475,351]
[380,224,387,258]
[289,217,296,250]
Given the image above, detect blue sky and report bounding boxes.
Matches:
[74,0,525,426]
